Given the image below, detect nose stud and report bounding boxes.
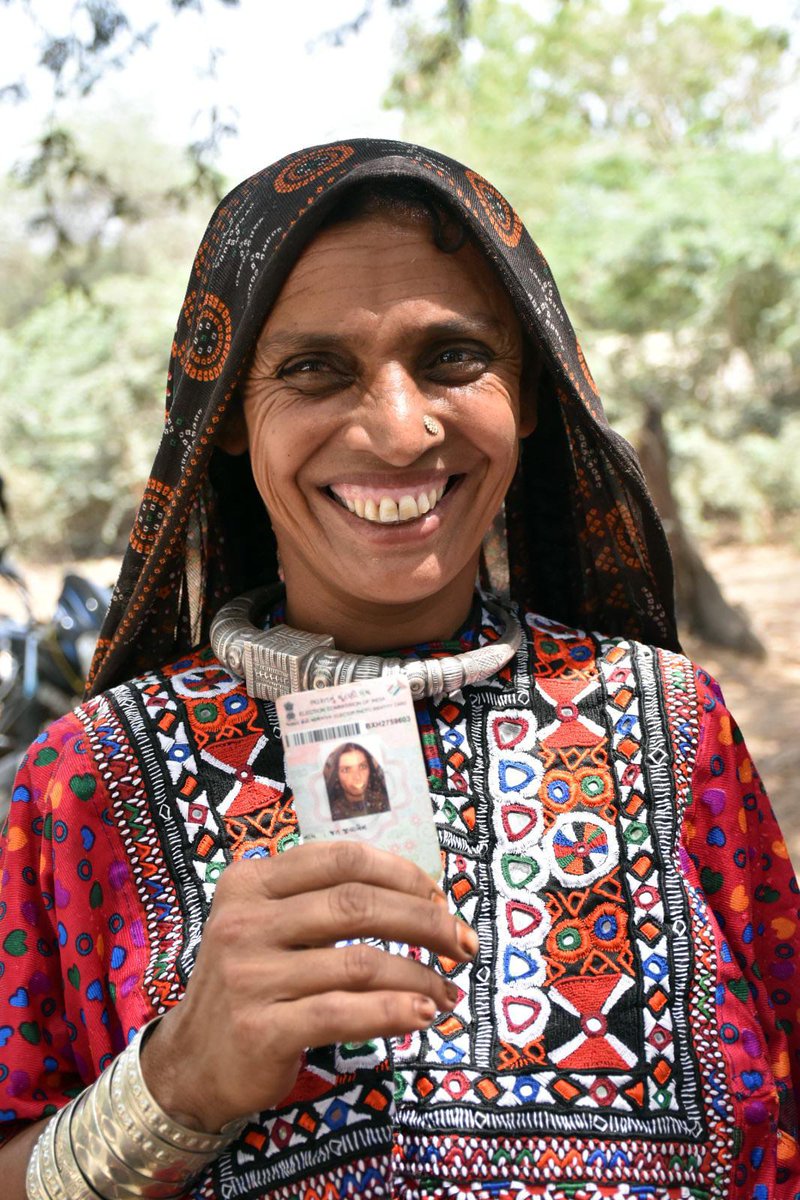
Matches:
[423,414,441,437]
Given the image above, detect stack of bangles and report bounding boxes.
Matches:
[26,1017,248,1199]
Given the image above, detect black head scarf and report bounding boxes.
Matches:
[87,139,678,697]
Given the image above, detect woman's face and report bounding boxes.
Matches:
[337,749,370,801]
[238,211,533,633]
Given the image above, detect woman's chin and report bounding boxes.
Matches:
[281,545,481,641]
[331,552,476,609]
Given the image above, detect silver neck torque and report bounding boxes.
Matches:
[210,588,522,701]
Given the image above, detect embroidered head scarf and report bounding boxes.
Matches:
[87,139,678,696]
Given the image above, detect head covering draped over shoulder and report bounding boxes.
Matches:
[87,139,678,697]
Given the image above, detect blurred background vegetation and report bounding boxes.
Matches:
[394,0,800,545]
[0,0,797,571]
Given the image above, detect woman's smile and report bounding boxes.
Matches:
[325,474,453,523]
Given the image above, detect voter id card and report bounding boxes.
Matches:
[277,675,441,879]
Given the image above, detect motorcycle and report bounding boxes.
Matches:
[0,480,111,818]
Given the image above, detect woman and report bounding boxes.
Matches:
[323,743,390,822]
[0,139,797,1199]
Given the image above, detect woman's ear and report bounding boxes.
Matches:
[519,343,542,439]
[216,397,249,456]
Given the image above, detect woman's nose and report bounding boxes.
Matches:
[357,366,440,464]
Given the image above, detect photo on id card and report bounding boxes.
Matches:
[277,675,441,879]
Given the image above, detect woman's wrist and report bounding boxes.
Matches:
[26,1018,247,1200]
[139,1011,241,1137]
[131,1017,248,1147]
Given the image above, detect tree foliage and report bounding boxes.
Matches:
[0,115,208,556]
[3,1,242,238]
[2,1,469,269]
[391,0,800,537]
[1,0,798,560]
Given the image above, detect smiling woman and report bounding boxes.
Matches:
[0,140,798,1200]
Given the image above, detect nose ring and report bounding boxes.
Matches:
[423,414,441,437]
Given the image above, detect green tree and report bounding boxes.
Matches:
[1,0,453,250]
[390,0,799,645]
[0,115,210,557]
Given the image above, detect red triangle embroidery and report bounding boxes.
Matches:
[501,803,540,841]
[492,716,528,750]
[502,995,543,1033]
[506,899,545,938]
[204,732,261,771]
[226,781,283,818]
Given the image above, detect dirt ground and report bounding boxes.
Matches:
[682,541,800,862]
[6,542,800,855]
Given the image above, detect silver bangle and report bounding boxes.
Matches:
[80,1076,193,1199]
[37,1112,70,1200]
[104,1054,212,1180]
[26,1106,87,1200]
[57,1096,104,1198]
[27,1017,248,1200]
[25,1138,49,1200]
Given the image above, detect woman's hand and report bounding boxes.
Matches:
[140,840,475,1133]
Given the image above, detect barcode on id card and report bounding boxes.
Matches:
[284,722,361,747]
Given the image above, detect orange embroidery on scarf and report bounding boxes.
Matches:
[273,144,355,193]
[176,291,232,382]
[129,479,174,555]
[465,168,522,247]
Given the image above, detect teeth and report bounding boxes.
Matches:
[398,495,419,521]
[379,497,399,523]
[332,481,450,523]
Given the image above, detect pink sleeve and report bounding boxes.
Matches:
[684,667,800,1187]
[0,711,145,1145]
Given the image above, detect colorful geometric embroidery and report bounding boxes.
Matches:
[6,603,781,1198]
[66,616,737,1196]
[76,690,186,1011]
[390,613,736,1196]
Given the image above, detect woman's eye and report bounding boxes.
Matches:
[280,357,331,377]
[278,356,350,392]
[429,346,491,377]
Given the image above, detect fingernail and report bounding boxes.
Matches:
[444,981,459,1005]
[414,997,436,1022]
[430,890,448,907]
[456,923,479,959]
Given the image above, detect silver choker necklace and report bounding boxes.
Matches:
[210,588,522,701]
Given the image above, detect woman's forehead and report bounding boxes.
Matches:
[259,211,521,338]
